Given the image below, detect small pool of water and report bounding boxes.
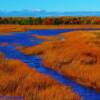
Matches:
[0,29,100,100]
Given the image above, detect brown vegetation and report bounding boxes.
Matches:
[1,24,100,34]
[19,30,100,91]
[0,53,81,100]
[0,25,26,34]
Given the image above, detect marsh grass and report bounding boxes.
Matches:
[19,31,100,91]
[0,53,81,100]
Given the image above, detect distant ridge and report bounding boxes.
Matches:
[0,10,100,17]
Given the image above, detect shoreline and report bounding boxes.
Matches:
[0,24,100,34]
[19,30,100,92]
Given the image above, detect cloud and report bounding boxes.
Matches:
[32,8,43,12]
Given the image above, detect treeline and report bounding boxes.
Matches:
[0,17,100,25]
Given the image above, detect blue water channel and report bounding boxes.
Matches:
[0,29,100,100]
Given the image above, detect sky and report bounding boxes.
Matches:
[0,0,100,12]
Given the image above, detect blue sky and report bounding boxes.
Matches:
[0,0,100,12]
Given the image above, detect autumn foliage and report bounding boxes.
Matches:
[0,17,100,25]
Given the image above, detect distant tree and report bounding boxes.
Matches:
[28,17,33,25]
[0,17,3,24]
[53,18,63,25]
[19,19,29,25]
[0,16,100,25]
[33,17,42,25]
[42,18,54,25]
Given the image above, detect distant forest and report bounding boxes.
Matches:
[0,17,100,25]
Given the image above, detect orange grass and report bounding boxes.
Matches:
[0,53,81,100]
[0,24,100,34]
[19,30,100,91]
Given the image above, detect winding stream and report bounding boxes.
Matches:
[0,29,100,100]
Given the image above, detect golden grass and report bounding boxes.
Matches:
[0,24,100,34]
[0,53,81,100]
[19,30,100,91]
